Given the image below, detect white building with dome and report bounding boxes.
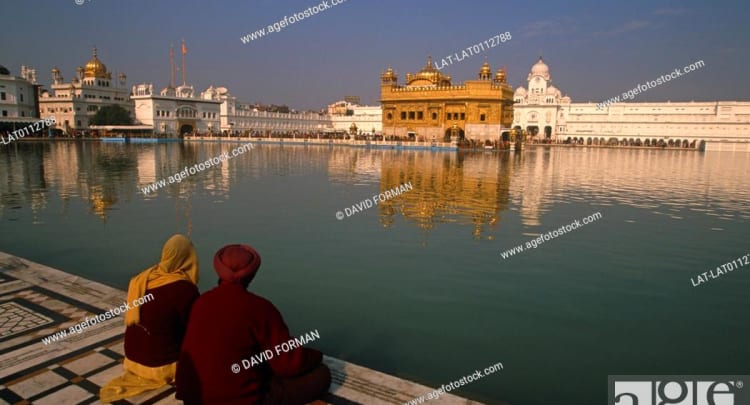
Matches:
[38,48,132,135]
[513,57,750,151]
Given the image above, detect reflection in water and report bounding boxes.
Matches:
[1,142,748,234]
[375,151,513,239]
[509,148,750,226]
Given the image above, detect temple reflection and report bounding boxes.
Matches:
[1,143,749,232]
[373,151,513,239]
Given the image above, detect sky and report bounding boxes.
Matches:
[1,0,748,110]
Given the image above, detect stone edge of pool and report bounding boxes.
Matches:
[0,251,489,405]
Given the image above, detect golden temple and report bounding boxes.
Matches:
[380,57,514,143]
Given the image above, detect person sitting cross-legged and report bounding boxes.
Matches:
[176,243,330,405]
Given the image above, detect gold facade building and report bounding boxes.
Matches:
[380,57,514,142]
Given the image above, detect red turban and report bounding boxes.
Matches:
[213,244,261,284]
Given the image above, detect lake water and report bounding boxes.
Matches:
[1,141,749,405]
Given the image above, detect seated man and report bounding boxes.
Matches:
[177,244,330,405]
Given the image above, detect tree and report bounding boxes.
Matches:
[90,105,133,125]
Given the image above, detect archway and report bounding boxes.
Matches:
[544,126,552,138]
[180,124,194,135]
[527,126,539,137]
[444,127,465,142]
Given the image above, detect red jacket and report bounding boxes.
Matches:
[124,280,199,367]
[176,282,322,404]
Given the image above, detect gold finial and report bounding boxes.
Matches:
[93,46,98,58]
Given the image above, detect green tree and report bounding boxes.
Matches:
[90,105,133,125]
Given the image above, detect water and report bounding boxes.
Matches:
[1,141,749,405]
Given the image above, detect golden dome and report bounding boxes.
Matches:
[406,56,451,86]
[478,61,492,80]
[494,67,506,83]
[84,47,109,79]
[380,65,398,83]
[480,61,491,75]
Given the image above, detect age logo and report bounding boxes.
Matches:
[609,375,748,405]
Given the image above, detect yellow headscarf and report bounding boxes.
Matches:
[124,234,199,326]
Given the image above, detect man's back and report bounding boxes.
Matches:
[176,282,321,404]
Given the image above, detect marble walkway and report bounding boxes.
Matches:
[0,252,484,405]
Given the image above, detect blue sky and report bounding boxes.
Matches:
[1,0,748,110]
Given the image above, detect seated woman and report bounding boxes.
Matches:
[100,234,200,403]
[176,244,330,405]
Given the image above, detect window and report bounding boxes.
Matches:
[387,113,393,120]
[20,94,23,102]
[446,113,451,120]
[401,112,406,120]
[432,112,437,120]
[408,111,415,120]
[77,120,82,127]
[417,111,423,120]
[0,92,5,100]
[480,113,486,121]
[1,110,6,116]
[460,113,465,120]
[21,111,25,117]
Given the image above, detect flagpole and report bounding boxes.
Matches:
[170,43,175,88]
[181,39,186,86]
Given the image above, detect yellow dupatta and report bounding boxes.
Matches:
[124,234,199,326]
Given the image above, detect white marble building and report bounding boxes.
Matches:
[38,49,132,134]
[199,88,327,134]
[131,83,221,135]
[0,65,39,122]
[328,100,382,134]
[513,57,750,151]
